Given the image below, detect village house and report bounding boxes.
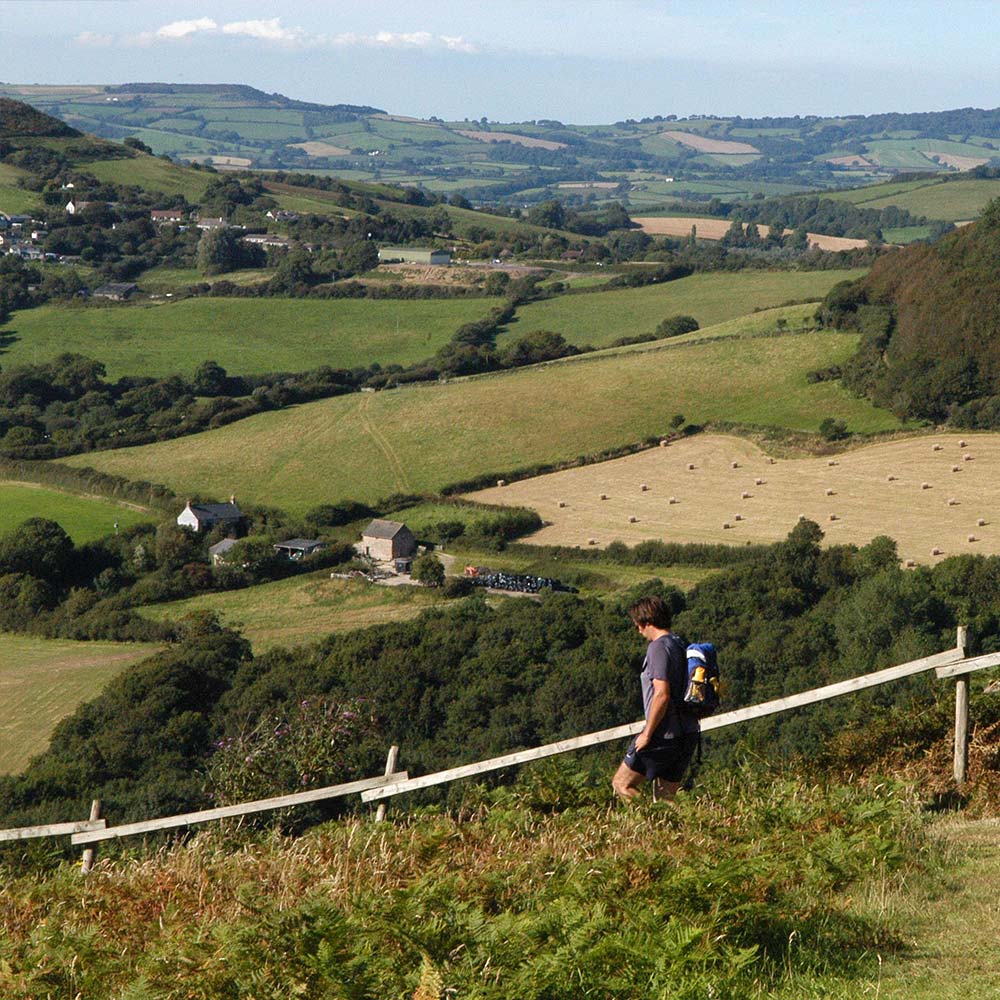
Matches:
[242,233,293,249]
[196,217,229,230]
[359,519,417,563]
[208,537,239,565]
[265,209,299,223]
[177,497,244,533]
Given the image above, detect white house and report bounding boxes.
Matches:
[177,497,244,533]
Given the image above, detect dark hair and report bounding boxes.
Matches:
[627,595,672,629]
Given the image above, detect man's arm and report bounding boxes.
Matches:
[634,678,670,751]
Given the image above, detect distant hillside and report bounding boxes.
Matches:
[0,97,80,139]
[823,198,1000,423]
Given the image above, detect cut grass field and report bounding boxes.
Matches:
[504,269,865,349]
[0,634,159,774]
[61,329,901,514]
[137,572,447,653]
[631,218,869,251]
[82,154,213,201]
[0,163,41,215]
[0,482,152,542]
[467,432,999,567]
[0,297,501,378]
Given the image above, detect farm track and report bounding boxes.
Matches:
[358,392,411,493]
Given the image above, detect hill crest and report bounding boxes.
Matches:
[0,96,80,139]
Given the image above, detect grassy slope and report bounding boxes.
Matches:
[61,330,901,513]
[505,270,864,349]
[0,163,40,215]
[825,177,1000,221]
[0,634,159,774]
[0,297,501,378]
[0,482,152,542]
[83,154,213,201]
[138,573,447,653]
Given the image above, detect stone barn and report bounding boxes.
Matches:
[360,519,416,562]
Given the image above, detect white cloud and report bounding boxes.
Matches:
[221,18,306,45]
[330,30,478,53]
[156,18,218,40]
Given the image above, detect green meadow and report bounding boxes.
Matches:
[0,482,152,541]
[0,297,501,378]
[82,154,213,201]
[0,162,41,215]
[0,634,159,774]
[504,269,864,349]
[138,572,446,653]
[825,177,1000,221]
[63,329,902,514]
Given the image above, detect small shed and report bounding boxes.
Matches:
[208,537,239,565]
[273,538,325,561]
[178,497,244,533]
[93,282,138,301]
[360,519,417,562]
[377,247,451,266]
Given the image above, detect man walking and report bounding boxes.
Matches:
[612,595,699,801]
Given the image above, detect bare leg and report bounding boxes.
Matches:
[612,762,646,800]
[652,778,682,802]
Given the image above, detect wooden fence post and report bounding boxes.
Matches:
[80,799,101,874]
[375,746,399,822]
[954,626,970,787]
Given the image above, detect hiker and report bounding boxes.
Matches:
[612,595,700,801]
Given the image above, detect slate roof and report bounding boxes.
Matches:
[190,501,242,520]
[362,519,408,539]
[274,538,324,551]
[209,538,239,556]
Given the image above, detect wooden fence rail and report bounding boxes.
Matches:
[1,630,996,855]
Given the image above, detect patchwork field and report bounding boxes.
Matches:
[506,269,865,348]
[457,130,567,150]
[658,131,760,154]
[0,634,159,774]
[632,217,870,251]
[467,432,998,566]
[825,177,1000,222]
[0,482,152,541]
[0,297,501,378]
[60,329,901,514]
[138,572,446,653]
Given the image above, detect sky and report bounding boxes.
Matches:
[3,1,1000,123]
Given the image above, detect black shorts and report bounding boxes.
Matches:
[623,732,699,782]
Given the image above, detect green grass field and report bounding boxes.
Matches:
[82,154,213,201]
[825,177,1000,221]
[0,482,153,542]
[138,572,446,652]
[0,297,501,378]
[504,270,864,349]
[0,634,159,774]
[61,329,902,514]
[0,163,41,215]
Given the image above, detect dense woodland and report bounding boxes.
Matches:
[820,196,1000,426]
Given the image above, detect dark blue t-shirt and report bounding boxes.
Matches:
[641,633,700,740]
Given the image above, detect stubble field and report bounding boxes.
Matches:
[468,432,1000,566]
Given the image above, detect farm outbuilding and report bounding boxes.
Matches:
[273,538,325,561]
[360,519,417,563]
[378,247,452,265]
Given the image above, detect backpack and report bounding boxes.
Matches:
[681,642,721,717]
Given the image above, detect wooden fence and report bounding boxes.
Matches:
[0,627,996,870]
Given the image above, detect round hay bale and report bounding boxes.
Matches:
[722,522,731,529]
[557,500,566,508]
[669,496,678,505]
[964,454,973,461]
[905,559,916,568]
[497,479,506,487]
[825,488,835,496]
[887,475,897,482]
[933,444,943,451]
[588,538,598,546]
[960,439,968,448]
[768,457,776,465]
[948,498,959,506]
[741,490,751,499]
[731,461,739,469]
[755,477,764,486]
[640,483,649,492]
[600,493,608,500]
[734,514,743,522]
[828,460,837,467]
[829,514,838,521]
[687,463,695,470]
[978,518,987,527]
[931,547,942,556]
[953,465,961,472]
[922,482,931,490]
[968,534,977,543]
[629,515,638,523]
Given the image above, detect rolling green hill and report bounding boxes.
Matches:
[0,482,152,541]
[60,327,902,513]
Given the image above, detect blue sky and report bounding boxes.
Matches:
[3,1,1000,122]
